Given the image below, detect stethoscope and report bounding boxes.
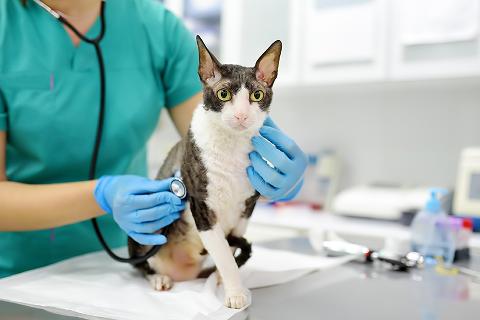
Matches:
[33,0,187,264]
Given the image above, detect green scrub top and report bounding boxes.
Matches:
[0,0,202,278]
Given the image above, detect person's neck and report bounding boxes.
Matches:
[41,0,101,18]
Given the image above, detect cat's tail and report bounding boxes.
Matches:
[197,235,252,278]
[226,234,252,268]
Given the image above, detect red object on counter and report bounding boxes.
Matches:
[271,201,323,211]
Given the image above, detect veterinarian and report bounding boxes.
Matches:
[0,0,307,278]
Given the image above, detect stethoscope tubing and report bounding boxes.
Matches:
[33,0,161,265]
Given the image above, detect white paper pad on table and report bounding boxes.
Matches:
[0,246,353,320]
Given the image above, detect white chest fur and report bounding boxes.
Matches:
[190,107,257,234]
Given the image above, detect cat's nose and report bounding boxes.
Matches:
[234,113,248,122]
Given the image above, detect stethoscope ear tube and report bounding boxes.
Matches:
[32,0,60,19]
[34,0,161,265]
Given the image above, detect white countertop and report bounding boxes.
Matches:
[250,204,480,252]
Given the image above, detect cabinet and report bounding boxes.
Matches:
[220,0,389,85]
[301,0,388,84]
[168,0,480,86]
[389,0,480,80]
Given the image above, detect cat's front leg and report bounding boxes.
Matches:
[198,224,248,309]
[231,217,249,238]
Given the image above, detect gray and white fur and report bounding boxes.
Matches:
[128,36,282,309]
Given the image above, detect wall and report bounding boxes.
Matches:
[147,78,480,190]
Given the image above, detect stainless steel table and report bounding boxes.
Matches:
[1,237,479,320]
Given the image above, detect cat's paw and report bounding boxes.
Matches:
[224,290,248,309]
[148,274,173,291]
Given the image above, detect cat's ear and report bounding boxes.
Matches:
[196,35,222,85]
[254,40,282,87]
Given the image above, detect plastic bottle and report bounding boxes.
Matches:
[294,154,321,208]
[411,191,454,266]
[294,150,340,211]
[315,150,340,212]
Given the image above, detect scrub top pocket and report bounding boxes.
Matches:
[0,73,59,182]
[0,73,55,130]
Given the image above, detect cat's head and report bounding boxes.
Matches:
[196,36,282,133]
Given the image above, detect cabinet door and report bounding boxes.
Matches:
[220,0,301,86]
[390,0,480,80]
[302,0,388,84]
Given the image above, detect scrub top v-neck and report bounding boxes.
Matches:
[0,0,202,278]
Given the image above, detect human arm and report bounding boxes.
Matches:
[0,132,104,231]
[0,74,198,232]
[168,92,202,137]
[247,117,307,201]
[0,132,183,243]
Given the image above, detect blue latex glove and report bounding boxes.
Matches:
[94,175,185,245]
[247,117,307,201]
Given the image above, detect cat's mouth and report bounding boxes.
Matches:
[230,122,250,131]
[223,118,250,131]
[222,115,258,132]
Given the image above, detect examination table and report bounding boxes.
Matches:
[1,237,479,320]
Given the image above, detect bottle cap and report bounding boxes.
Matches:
[425,191,441,213]
[462,218,473,230]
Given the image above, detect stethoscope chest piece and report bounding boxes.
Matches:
[170,171,187,199]
[170,178,187,199]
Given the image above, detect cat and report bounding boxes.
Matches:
[128,35,282,309]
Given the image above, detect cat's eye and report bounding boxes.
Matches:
[216,88,232,102]
[250,90,264,102]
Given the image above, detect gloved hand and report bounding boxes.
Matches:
[247,117,307,201]
[94,175,185,245]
